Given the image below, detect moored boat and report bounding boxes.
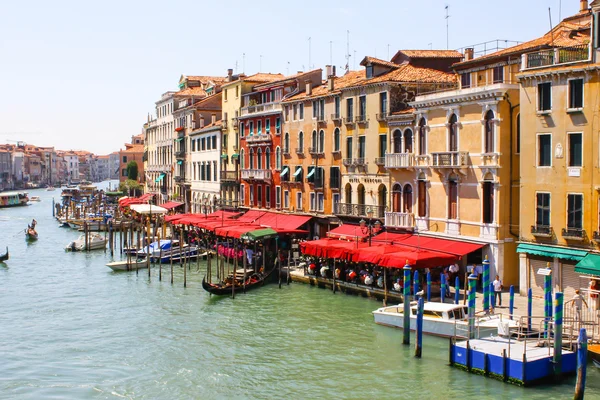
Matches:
[202,267,275,296]
[0,246,8,262]
[589,343,600,368]
[150,244,201,264]
[106,258,149,271]
[372,301,518,338]
[137,240,179,258]
[65,232,107,251]
[0,191,29,208]
[46,186,55,191]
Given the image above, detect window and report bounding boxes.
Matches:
[250,185,254,205]
[482,181,494,224]
[284,190,289,208]
[358,136,366,158]
[191,139,196,152]
[249,121,254,135]
[333,128,340,152]
[298,131,304,151]
[265,148,271,169]
[403,129,413,153]
[265,186,271,207]
[207,162,211,182]
[312,101,317,119]
[492,66,504,83]
[235,86,239,98]
[346,137,353,159]
[265,119,271,133]
[319,99,325,121]
[240,184,245,204]
[346,98,354,120]
[212,135,217,150]
[448,177,458,219]
[461,73,471,88]
[403,184,413,213]
[311,130,317,151]
[379,134,387,158]
[240,122,245,138]
[318,130,325,153]
[257,148,262,169]
[538,134,552,167]
[317,193,324,212]
[418,180,427,217]
[296,192,303,211]
[418,118,427,155]
[294,166,303,182]
[213,161,217,181]
[334,96,340,118]
[538,82,552,112]
[284,106,289,122]
[366,65,373,78]
[484,110,495,153]
[310,192,316,211]
[122,168,127,176]
[249,148,254,169]
[224,89,228,101]
[333,193,340,206]
[568,194,583,229]
[380,92,387,115]
[358,96,366,119]
[257,184,262,206]
[293,104,298,120]
[568,133,582,167]
[299,104,304,120]
[206,137,211,151]
[330,167,340,189]
[257,120,262,135]
[448,114,458,151]
[536,193,550,227]
[307,166,315,184]
[568,78,584,110]
[276,186,281,208]
[276,117,281,134]
[201,138,206,151]
[122,156,127,163]
[275,147,281,169]
[393,130,402,153]
[284,132,290,153]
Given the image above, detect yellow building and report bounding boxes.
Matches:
[219,72,284,209]
[409,46,525,286]
[517,1,600,297]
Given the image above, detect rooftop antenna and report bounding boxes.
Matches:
[353,50,357,70]
[445,5,450,50]
[308,37,312,71]
[330,40,333,66]
[387,44,390,60]
[345,30,351,73]
[549,7,555,47]
[286,61,290,76]
[428,42,433,50]
[260,55,263,72]
[235,60,238,74]
[242,53,246,73]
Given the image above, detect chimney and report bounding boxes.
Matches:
[305,79,312,95]
[464,48,474,61]
[227,68,233,82]
[581,0,588,12]
[327,66,336,91]
[211,114,216,124]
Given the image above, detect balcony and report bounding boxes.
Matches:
[344,117,354,125]
[221,120,228,130]
[481,152,500,167]
[295,147,304,155]
[241,169,272,181]
[343,158,353,166]
[331,113,342,122]
[415,155,430,167]
[431,151,468,168]
[355,114,367,124]
[316,116,327,125]
[376,112,388,121]
[385,153,414,169]
[562,228,586,241]
[593,231,600,243]
[334,203,387,219]
[374,157,385,166]
[385,212,414,229]
[232,118,239,130]
[174,176,185,183]
[531,225,553,238]
[522,44,589,70]
[309,147,324,157]
[240,102,282,117]
[245,134,272,145]
[220,170,238,182]
[354,158,366,166]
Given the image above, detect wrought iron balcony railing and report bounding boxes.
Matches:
[334,203,387,219]
[531,225,552,238]
[562,227,585,241]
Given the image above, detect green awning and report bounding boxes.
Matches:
[280,167,289,177]
[177,160,183,165]
[516,243,587,261]
[306,168,315,178]
[175,137,184,142]
[231,153,239,159]
[155,173,166,183]
[242,228,278,241]
[293,167,302,177]
[576,253,600,276]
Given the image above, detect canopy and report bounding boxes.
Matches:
[293,168,302,177]
[237,210,267,223]
[372,232,483,257]
[242,228,278,241]
[306,168,315,178]
[255,212,311,230]
[129,204,168,214]
[517,243,587,262]
[155,173,166,182]
[347,244,401,264]
[161,201,184,210]
[300,239,369,259]
[165,213,193,223]
[378,249,458,269]
[576,253,600,276]
[215,224,261,239]
[327,224,368,241]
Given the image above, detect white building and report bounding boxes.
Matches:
[148,91,176,203]
[189,120,221,213]
[109,152,120,180]
[63,152,79,182]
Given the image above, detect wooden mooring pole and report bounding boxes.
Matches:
[574,328,587,400]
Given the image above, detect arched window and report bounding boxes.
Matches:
[448,174,458,219]
[418,118,427,156]
[378,184,387,218]
[249,148,254,169]
[516,114,520,153]
[404,129,413,153]
[311,130,317,151]
[482,176,494,224]
[357,184,365,206]
[240,149,245,169]
[392,183,402,212]
[318,130,325,153]
[298,131,304,151]
[448,114,458,152]
[257,148,263,169]
[403,184,413,213]
[344,183,352,204]
[334,128,340,152]
[484,110,495,153]
[265,147,271,169]
[284,132,290,153]
[275,146,281,169]
[393,129,402,153]
[417,178,427,217]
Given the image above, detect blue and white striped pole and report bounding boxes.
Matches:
[482,256,490,313]
[468,274,477,339]
[544,266,552,338]
[403,263,411,345]
[490,283,496,309]
[553,292,564,376]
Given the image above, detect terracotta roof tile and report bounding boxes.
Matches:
[174,87,208,97]
[253,69,322,90]
[244,73,285,83]
[184,75,227,84]
[395,50,463,59]
[391,108,415,116]
[360,56,401,69]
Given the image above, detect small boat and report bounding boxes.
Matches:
[201,267,275,296]
[0,191,29,208]
[106,258,149,271]
[46,186,55,191]
[65,232,107,251]
[29,196,41,202]
[589,344,600,368]
[137,240,179,258]
[151,245,201,264]
[25,228,38,241]
[0,246,8,262]
[372,301,518,338]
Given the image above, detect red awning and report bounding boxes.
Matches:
[300,238,370,259]
[138,193,154,202]
[161,201,184,210]
[327,224,368,241]
[237,210,267,223]
[371,232,483,257]
[259,213,311,230]
[378,249,458,269]
[165,213,193,223]
[346,244,399,264]
[215,224,261,239]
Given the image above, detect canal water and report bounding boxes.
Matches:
[1,183,599,399]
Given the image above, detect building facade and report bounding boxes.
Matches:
[189,120,221,213]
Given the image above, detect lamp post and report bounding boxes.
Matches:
[359,208,381,246]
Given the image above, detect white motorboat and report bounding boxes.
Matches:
[372,301,518,338]
[106,258,149,271]
[65,232,107,251]
[137,240,179,258]
[29,196,41,202]
[46,186,55,191]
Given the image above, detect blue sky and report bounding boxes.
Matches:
[0,0,582,154]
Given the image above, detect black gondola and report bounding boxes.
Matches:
[25,219,38,241]
[202,267,275,296]
[0,247,8,262]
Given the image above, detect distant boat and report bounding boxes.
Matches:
[30,196,41,202]
[0,191,29,208]
[46,186,55,191]
[0,247,8,262]
[65,232,107,251]
[25,228,38,241]
[202,267,275,296]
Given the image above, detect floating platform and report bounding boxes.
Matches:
[450,336,576,386]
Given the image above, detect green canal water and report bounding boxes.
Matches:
[1,184,599,399]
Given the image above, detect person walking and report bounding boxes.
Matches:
[492,275,503,306]
[571,289,588,323]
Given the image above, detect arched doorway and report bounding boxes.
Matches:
[357,184,365,206]
[403,184,413,213]
[393,129,402,153]
[378,184,387,218]
[344,183,352,204]
[392,183,402,212]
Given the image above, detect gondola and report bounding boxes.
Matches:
[0,247,8,262]
[25,228,38,241]
[202,267,275,296]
